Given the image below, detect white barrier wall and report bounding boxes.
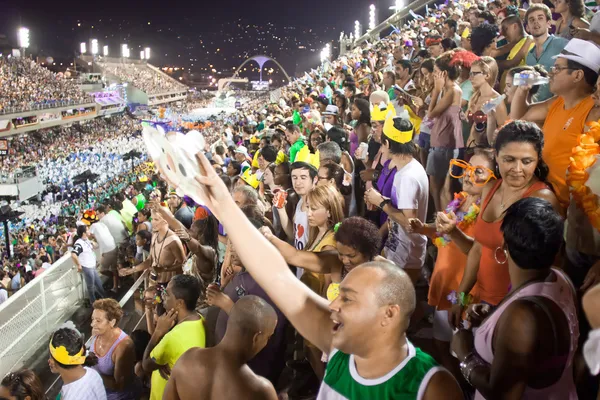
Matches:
[0,252,88,378]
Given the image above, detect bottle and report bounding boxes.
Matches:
[481,94,506,114]
[513,72,550,87]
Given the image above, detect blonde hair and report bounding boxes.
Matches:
[305,185,345,250]
[472,56,499,87]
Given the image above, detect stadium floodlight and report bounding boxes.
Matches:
[80,42,87,54]
[144,47,150,60]
[391,0,403,11]
[103,45,109,56]
[140,50,145,60]
[18,27,30,49]
[121,44,129,58]
[340,31,344,41]
[91,39,98,55]
[369,5,376,30]
[354,21,362,39]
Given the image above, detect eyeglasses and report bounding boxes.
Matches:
[549,66,573,75]
[449,159,497,186]
[469,71,484,78]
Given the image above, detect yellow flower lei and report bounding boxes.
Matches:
[567,120,600,232]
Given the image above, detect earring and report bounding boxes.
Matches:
[494,246,508,265]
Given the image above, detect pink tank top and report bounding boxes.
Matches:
[473,269,579,400]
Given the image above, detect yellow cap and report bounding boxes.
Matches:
[241,169,260,189]
[49,341,86,365]
[371,101,396,122]
[383,114,414,144]
[461,27,470,39]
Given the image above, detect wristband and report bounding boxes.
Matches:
[379,198,391,210]
[459,351,487,386]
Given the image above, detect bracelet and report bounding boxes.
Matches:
[447,291,474,307]
[459,351,487,386]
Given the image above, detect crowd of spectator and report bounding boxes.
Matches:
[98,62,187,94]
[0,56,94,114]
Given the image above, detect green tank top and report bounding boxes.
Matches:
[318,341,442,399]
[135,193,146,211]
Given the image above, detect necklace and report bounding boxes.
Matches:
[500,182,534,209]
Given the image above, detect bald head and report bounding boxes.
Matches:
[227,295,277,338]
[360,261,416,319]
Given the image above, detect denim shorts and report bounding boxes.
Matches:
[426,147,460,185]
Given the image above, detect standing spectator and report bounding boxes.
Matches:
[285,125,306,163]
[86,213,119,293]
[71,225,105,304]
[525,4,570,101]
[0,368,45,400]
[167,192,194,230]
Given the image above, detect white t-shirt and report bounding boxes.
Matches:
[100,214,128,245]
[383,159,429,270]
[90,222,116,254]
[60,367,106,400]
[294,197,309,279]
[72,238,97,269]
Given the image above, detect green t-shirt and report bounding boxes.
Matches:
[318,341,442,399]
[150,318,206,400]
[134,193,146,211]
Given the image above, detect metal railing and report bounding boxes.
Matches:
[44,270,148,395]
[0,252,88,378]
[0,99,96,116]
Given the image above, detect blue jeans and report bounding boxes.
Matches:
[82,266,105,303]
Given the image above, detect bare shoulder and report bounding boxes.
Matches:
[529,188,562,214]
[422,369,463,400]
[587,106,600,123]
[249,376,278,400]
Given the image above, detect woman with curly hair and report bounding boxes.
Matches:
[470,23,499,56]
[0,369,45,400]
[89,299,136,400]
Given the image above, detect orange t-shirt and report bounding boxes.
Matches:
[428,222,479,311]
[542,96,595,206]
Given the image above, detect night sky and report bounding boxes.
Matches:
[1,0,394,78]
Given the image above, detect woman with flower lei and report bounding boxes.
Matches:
[409,148,496,381]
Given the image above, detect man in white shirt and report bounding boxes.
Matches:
[88,219,119,293]
[96,205,128,245]
[365,115,429,285]
[71,225,105,304]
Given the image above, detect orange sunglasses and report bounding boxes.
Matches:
[449,159,497,187]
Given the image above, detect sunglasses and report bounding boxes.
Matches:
[449,159,497,186]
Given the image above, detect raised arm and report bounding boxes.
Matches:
[193,152,335,354]
[262,228,341,274]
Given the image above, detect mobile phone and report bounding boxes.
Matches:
[496,36,508,48]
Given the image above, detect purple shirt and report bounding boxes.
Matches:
[376,159,398,226]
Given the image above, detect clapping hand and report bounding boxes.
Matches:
[436,211,457,234]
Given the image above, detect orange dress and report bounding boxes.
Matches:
[472,179,548,305]
[428,222,479,311]
[542,96,594,207]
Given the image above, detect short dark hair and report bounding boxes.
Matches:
[441,38,458,51]
[334,217,382,260]
[501,197,564,270]
[136,229,152,242]
[290,161,318,180]
[96,205,107,214]
[444,19,458,31]
[229,161,242,175]
[259,145,278,163]
[494,120,549,182]
[382,118,416,156]
[271,133,283,143]
[326,126,349,152]
[50,327,97,369]
[170,274,201,311]
[76,225,87,238]
[420,58,435,74]
[286,124,301,135]
[566,59,599,90]
[395,59,413,74]
[478,10,496,24]
[384,71,396,83]
[343,83,357,94]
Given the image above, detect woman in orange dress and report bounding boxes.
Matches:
[410,147,496,381]
[448,121,561,329]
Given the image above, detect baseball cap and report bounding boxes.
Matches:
[234,146,250,158]
[554,38,600,74]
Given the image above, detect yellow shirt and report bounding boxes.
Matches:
[507,37,534,65]
[149,318,206,400]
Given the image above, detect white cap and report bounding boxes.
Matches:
[234,146,250,158]
[554,38,600,74]
[322,105,340,116]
